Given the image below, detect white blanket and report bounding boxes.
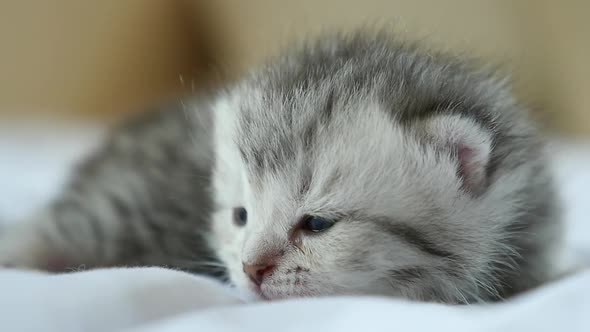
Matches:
[0,121,589,332]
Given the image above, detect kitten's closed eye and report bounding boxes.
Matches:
[233,207,248,226]
[301,215,335,233]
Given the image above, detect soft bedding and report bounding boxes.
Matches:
[0,122,588,332]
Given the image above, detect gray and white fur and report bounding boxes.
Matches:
[0,32,563,303]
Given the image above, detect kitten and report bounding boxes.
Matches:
[0,32,563,303]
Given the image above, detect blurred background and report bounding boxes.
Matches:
[0,0,588,136]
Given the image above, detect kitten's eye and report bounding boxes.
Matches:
[301,215,335,233]
[233,207,248,226]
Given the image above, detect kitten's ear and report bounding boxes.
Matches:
[419,114,493,195]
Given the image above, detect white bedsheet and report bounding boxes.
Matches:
[0,121,588,332]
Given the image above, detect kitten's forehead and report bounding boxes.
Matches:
[234,88,448,218]
[234,82,337,180]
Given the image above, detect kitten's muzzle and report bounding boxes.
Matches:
[243,263,275,286]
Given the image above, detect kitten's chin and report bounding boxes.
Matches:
[251,286,272,301]
[230,269,338,301]
[247,282,290,301]
[258,282,334,301]
[241,281,313,301]
[229,277,271,301]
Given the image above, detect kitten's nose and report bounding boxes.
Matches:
[243,263,275,286]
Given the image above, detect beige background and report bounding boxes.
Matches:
[1,0,588,135]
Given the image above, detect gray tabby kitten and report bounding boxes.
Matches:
[0,32,562,303]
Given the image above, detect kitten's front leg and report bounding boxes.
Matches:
[0,212,91,271]
[0,220,47,270]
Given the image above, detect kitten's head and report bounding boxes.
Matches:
[209,33,556,303]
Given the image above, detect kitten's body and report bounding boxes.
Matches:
[0,102,221,275]
[0,32,562,303]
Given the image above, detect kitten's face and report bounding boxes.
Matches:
[209,35,540,302]
[211,88,511,303]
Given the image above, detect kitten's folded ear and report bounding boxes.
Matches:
[418,114,493,195]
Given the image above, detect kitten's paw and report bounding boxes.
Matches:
[0,224,53,271]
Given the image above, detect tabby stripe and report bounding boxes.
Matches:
[377,219,457,259]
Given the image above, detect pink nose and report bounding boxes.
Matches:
[243,263,275,286]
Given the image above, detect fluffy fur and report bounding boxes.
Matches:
[0,32,562,303]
